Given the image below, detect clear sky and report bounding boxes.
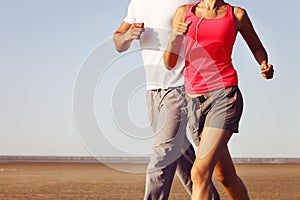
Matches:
[0,0,299,158]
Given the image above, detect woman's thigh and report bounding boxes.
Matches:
[193,127,233,175]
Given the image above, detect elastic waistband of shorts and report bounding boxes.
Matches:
[188,86,238,103]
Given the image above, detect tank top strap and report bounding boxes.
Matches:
[226,3,234,20]
[184,2,198,22]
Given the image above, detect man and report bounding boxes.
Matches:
[113,0,220,199]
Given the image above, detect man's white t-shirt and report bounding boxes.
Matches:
[124,0,197,90]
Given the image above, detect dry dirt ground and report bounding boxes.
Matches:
[0,163,299,200]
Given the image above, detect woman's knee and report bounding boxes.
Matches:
[191,163,211,184]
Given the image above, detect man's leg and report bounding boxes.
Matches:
[144,88,189,200]
[175,140,195,196]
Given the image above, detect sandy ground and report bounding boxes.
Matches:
[0,163,299,200]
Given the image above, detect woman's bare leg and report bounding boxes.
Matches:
[214,147,249,199]
[191,127,249,200]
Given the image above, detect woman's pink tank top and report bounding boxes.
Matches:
[184,3,238,94]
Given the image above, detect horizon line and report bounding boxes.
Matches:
[0,156,300,164]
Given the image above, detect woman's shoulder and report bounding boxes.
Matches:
[177,4,193,13]
[174,4,193,19]
[232,6,248,21]
[232,6,252,31]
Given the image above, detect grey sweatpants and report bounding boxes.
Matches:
[144,85,220,200]
[144,85,195,200]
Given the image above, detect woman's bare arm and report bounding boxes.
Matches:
[234,7,274,79]
[164,5,190,70]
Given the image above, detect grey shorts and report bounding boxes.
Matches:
[187,86,243,146]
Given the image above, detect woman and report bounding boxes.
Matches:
[164,0,274,199]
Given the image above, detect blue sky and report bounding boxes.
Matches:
[0,0,299,158]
